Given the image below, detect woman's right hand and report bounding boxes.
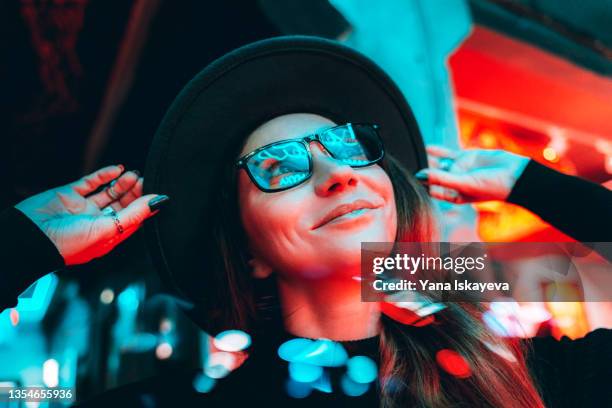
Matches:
[415,146,530,204]
[15,165,169,266]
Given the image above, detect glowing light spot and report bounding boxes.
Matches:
[483,341,517,363]
[9,308,19,326]
[415,302,447,317]
[278,338,314,361]
[288,362,323,383]
[118,286,139,311]
[100,288,114,304]
[278,338,348,367]
[159,318,173,334]
[478,130,498,148]
[205,352,236,379]
[299,339,348,367]
[483,311,511,337]
[346,356,377,384]
[192,372,216,393]
[285,378,312,398]
[542,147,558,162]
[213,330,251,352]
[43,359,59,387]
[341,374,370,396]
[155,342,173,360]
[485,302,551,338]
[436,349,471,379]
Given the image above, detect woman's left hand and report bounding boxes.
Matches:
[416,145,529,204]
[15,165,168,266]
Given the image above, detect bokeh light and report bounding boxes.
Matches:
[346,355,377,384]
[288,362,323,383]
[435,349,471,379]
[192,372,216,393]
[483,341,518,363]
[205,351,236,379]
[285,378,312,398]
[9,308,19,326]
[159,318,173,334]
[341,374,370,397]
[278,338,313,362]
[99,288,114,304]
[279,338,348,367]
[542,147,559,162]
[213,330,251,352]
[43,358,59,387]
[155,342,173,360]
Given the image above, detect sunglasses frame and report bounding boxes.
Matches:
[235,123,384,192]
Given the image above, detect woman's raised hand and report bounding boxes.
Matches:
[15,165,169,265]
[415,146,530,204]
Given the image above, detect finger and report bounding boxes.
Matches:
[428,156,441,168]
[427,156,454,171]
[117,194,169,229]
[428,185,467,204]
[92,214,145,257]
[88,171,140,209]
[118,177,143,208]
[426,145,459,159]
[71,165,125,196]
[418,169,471,192]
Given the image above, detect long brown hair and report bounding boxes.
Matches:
[207,152,545,407]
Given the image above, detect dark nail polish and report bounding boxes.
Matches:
[131,169,141,177]
[149,195,170,211]
[415,173,429,186]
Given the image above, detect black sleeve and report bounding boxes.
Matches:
[507,160,612,242]
[527,328,612,408]
[0,207,65,311]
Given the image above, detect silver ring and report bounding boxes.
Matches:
[103,207,124,234]
[106,181,120,200]
[102,206,115,216]
[438,157,454,172]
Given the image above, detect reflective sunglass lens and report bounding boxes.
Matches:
[246,141,310,190]
[320,124,383,166]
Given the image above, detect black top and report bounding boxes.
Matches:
[1,160,611,407]
[507,160,612,243]
[68,328,612,408]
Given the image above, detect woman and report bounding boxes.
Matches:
[117,37,603,407]
[81,35,605,407]
[197,112,545,407]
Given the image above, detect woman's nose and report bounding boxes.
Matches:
[310,142,359,196]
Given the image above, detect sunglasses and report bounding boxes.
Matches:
[236,123,385,192]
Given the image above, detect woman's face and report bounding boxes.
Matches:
[237,113,397,281]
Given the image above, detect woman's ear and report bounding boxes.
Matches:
[248,258,273,279]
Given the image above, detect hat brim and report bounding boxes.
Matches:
[144,35,427,323]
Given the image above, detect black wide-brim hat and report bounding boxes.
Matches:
[144,36,427,328]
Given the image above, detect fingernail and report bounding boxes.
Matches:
[415,173,429,186]
[415,171,428,182]
[148,195,170,212]
[117,164,125,173]
[131,169,141,177]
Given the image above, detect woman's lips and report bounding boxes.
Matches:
[312,199,382,230]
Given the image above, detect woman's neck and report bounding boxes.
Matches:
[276,275,380,341]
